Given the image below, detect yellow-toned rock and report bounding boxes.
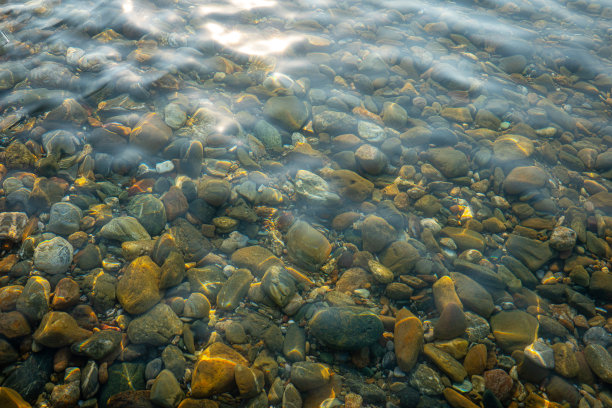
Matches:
[191,342,248,398]
[33,311,91,348]
[394,308,423,373]
[443,388,479,408]
[0,386,31,408]
[432,276,462,313]
[116,256,161,315]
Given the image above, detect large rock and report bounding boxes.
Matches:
[491,311,538,352]
[309,307,383,350]
[34,237,73,274]
[99,363,146,408]
[290,362,331,392]
[294,170,341,207]
[230,246,281,277]
[588,191,612,213]
[395,308,423,373]
[116,256,162,315]
[130,112,172,154]
[47,202,82,235]
[424,344,467,382]
[0,386,32,408]
[71,329,122,360]
[450,273,494,318]
[191,342,248,398]
[286,221,331,271]
[150,369,184,408]
[355,144,388,175]
[2,351,53,403]
[426,147,469,178]
[328,170,374,202]
[167,218,212,262]
[263,95,308,131]
[313,111,357,135]
[379,241,420,275]
[33,311,91,348]
[127,194,167,236]
[584,344,612,384]
[261,265,296,308]
[589,270,612,300]
[16,276,50,322]
[99,216,151,242]
[216,269,253,311]
[506,234,553,271]
[441,227,485,252]
[361,215,396,253]
[493,134,534,162]
[503,166,548,195]
[127,303,182,346]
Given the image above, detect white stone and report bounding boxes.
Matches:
[156,160,175,174]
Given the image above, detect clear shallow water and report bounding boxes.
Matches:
[1,0,612,407]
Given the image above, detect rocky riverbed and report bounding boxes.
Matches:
[0,0,612,408]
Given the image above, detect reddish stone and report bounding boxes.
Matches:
[52,277,80,310]
[0,311,31,338]
[161,186,188,221]
[484,369,513,401]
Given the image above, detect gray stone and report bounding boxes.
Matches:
[263,95,308,131]
[261,265,296,308]
[127,194,167,236]
[71,329,122,360]
[254,120,282,150]
[34,236,73,274]
[16,276,51,322]
[409,363,445,395]
[216,269,253,311]
[127,303,183,346]
[506,234,553,271]
[294,169,341,207]
[47,202,82,235]
[151,369,184,408]
[99,216,151,242]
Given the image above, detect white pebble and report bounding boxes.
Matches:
[156,160,174,173]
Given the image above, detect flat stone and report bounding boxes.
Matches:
[427,147,469,178]
[71,329,122,360]
[493,134,534,162]
[441,227,485,252]
[584,344,612,384]
[216,269,253,311]
[328,169,374,202]
[150,369,184,408]
[424,344,467,382]
[263,95,308,131]
[290,361,331,392]
[100,216,151,242]
[309,307,383,350]
[506,234,553,271]
[394,308,423,373]
[491,311,539,352]
[361,215,396,253]
[503,166,547,195]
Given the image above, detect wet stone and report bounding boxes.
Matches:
[116,256,161,315]
[47,202,82,235]
[71,329,122,360]
[34,236,73,274]
[127,303,183,346]
[127,194,167,236]
[99,216,151,242]
[309,307,383,350]
[33,311,91,348]
[491,311,539,352]
[286,220,331,271]
[216,269,253,311]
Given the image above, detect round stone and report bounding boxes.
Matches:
[34,236,73,274]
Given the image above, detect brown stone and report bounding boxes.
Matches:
[443,388,479,408]
[464,344,487,376]
[191,342,248,398]
[394,308,423,373]
[116,256,162,315]
[161,186,188,221]
[0,311,31,338]
[33,311,91,347]
[51,277,80,310]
